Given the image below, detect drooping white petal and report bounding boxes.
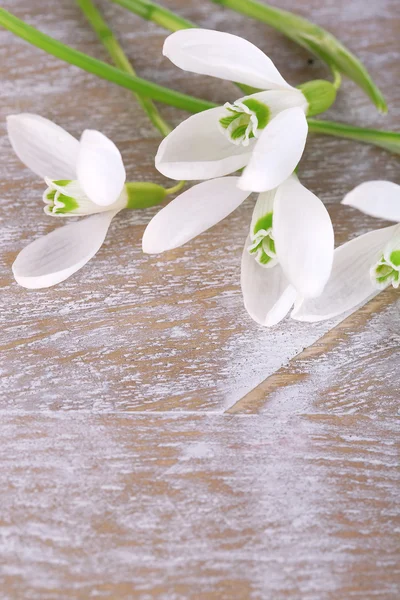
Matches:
[342,180,400,222]
[241,237,297,326]
[238,107,308,192]
[77,130,126,207]
[155,107,252,180]
[163,29,293,91]
[273,175,334,298]
[142,178,251,254]
[12,211,118,289]
[7,113,79,179]
[292,224,398,322]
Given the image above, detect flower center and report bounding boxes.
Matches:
[43,178,127,216]
[371,250,400,289]
[248,211,278,268]
[43,180,80,216]
[219,98,270,147]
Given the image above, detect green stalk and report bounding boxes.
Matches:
[211,0,387,113]
[0,7,214,114]
[109,0,195,30]
[76,0,171,136]
[308,119,400,155]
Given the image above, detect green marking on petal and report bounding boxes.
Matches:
[257,247,274,266]
[254,212,273,235]
[231,124,249,140]
[53,179,72,186]
[376,263,393,278]
[268,237,276,255]
[46,189,56,202]
[242,98,270,129]
[53,193,79,214]
[219,113,240,129]
[389,249,400,267]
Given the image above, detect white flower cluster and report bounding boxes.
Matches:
[8,30,398,325]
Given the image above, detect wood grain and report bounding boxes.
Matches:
[0,0,399,597]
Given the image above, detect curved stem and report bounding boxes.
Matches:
[165,180,186,195]
[109,0,195,30]
[0,7,215,114]
[76,0,171,137]
[308,119,400,154]
[331,67,342,91]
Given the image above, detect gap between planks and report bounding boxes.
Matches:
[225,288,398,415]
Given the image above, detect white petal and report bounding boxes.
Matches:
[292,224,398,322]
[155,107,252,180]
[273,176,334,298]
[7,113,79,179]
[142,178,251,254]
[238,107,308,192]
[163,29,293,91]
[241,237,297,326]
[342,180,400,222]
[77,130,126,207]
[12,211,118,289]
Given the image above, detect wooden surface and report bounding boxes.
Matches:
[0,0,399,598]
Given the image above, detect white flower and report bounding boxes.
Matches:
[155,29,328,193]
[142,175,334,326]
[8,113,128,288]
[292,180,400,322]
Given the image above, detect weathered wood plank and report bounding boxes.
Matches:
[0,0,399,410]
[0,413,398,599]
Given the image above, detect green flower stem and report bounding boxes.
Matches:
[331,67,342,91]
[109,0,195,30]
[211,0,387,113]
[0,7,214,114]
[308,119,400,154]
[164,180,186,195]
[76,0,171,137]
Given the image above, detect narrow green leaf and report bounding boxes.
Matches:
[307,119,400,154]
[0,7,215,114]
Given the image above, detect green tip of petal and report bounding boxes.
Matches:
[389,250,400,267]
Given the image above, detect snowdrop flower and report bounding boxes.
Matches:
[142,174,334,326]
[7,114,167,288]
[156,29,335,193]
[293,180,400,322]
